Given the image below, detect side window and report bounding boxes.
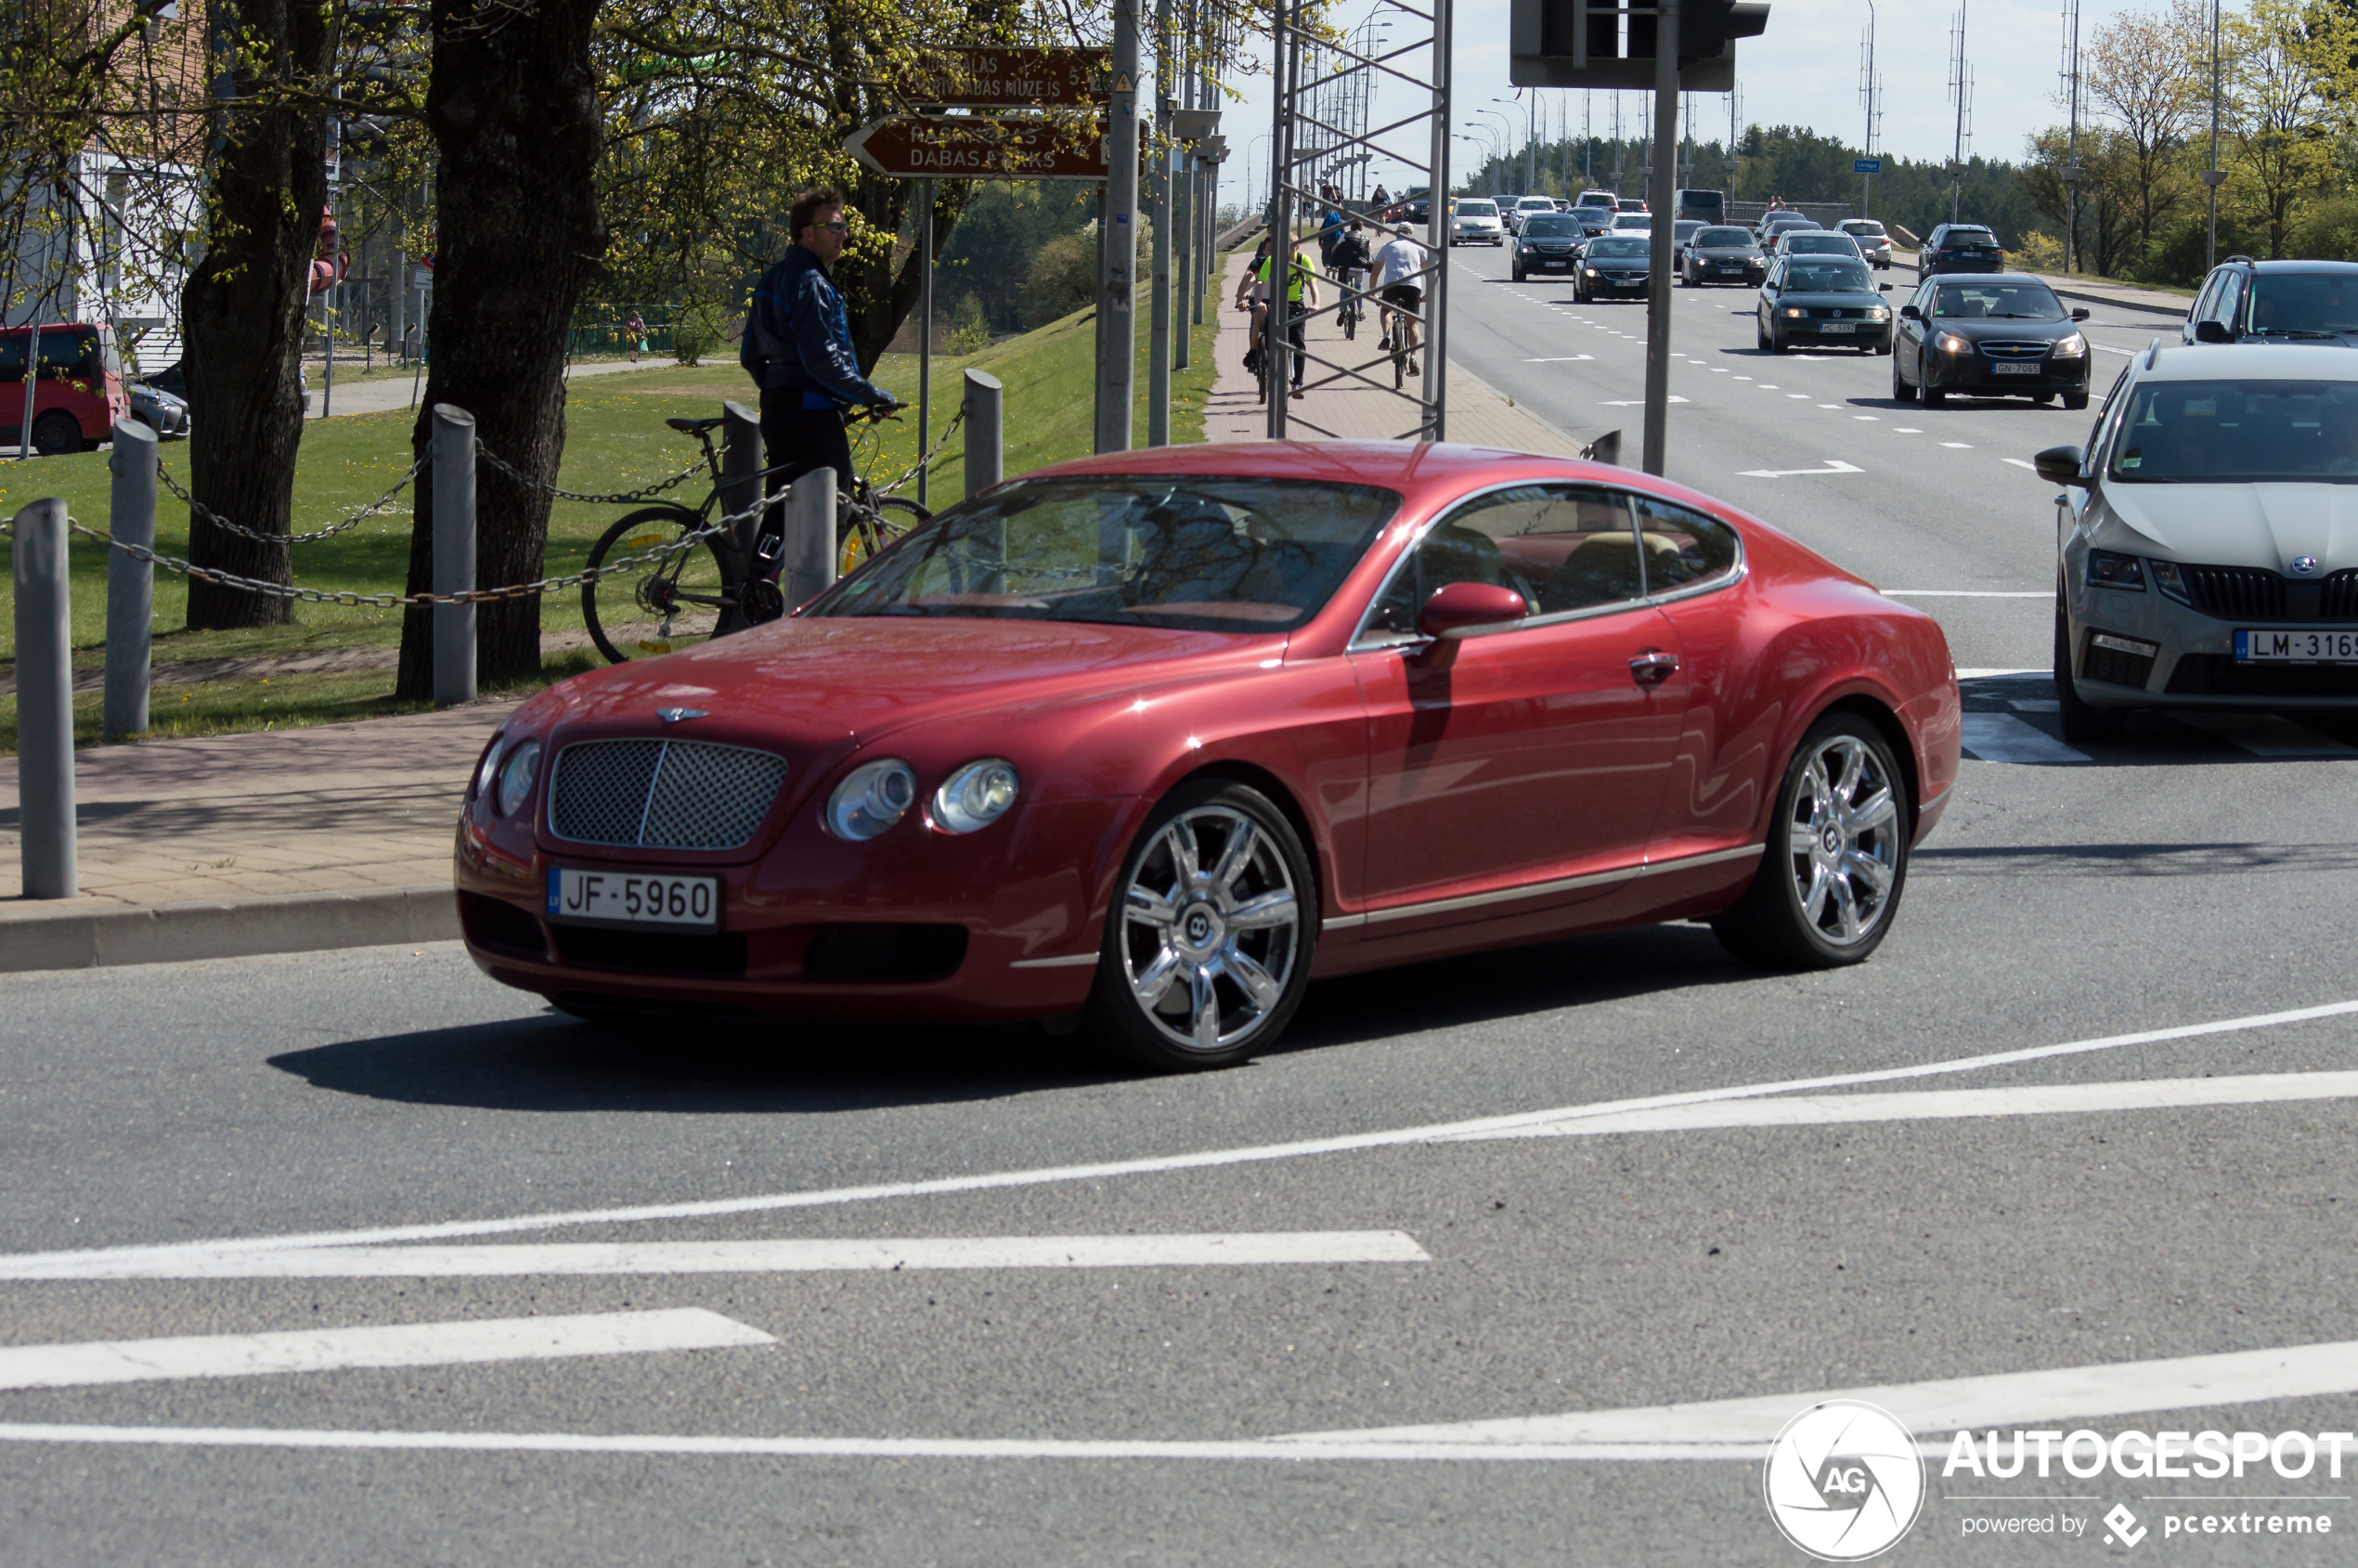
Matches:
[1361,485,1642,637]
[1632,497,1743,594]
[2211,272,2245,330]
[2189,271,2223,327]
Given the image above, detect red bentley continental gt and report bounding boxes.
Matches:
[456,442,1960,1070]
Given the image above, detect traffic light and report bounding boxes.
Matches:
[1509,0,1769,91]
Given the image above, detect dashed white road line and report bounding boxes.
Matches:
[2002,458,2039,471]
[1942,441,1975,448]
[4,1234,1432,1282]
[1961,712,2090,764]
[0,1310,772,1392]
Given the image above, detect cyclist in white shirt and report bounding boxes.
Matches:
[1371,224,1427,374]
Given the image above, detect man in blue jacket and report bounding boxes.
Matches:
[742,188,900,510]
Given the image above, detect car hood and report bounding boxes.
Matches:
[542,616,1286,751]
[1693,246,1761,259]
[1931,316,2076,340]
[2098,482,2358,571]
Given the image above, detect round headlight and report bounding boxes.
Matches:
[495,738,541,818]
[931,758,1019,834]
[474,735,504,802]
[827,758,916,840]
[2054,331,2087,356]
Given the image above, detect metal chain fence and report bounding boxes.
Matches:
[156,455,430,546]
[475,447,705,507]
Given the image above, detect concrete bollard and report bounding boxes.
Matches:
[12,499,77,898]
[780,466,836,611]
[963,369,1004,501]
[430,404,476,708]
[104,419,158,742]
[719,399,762,563]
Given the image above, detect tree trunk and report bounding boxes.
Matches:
[837,179,971,372]
[394,0,606,700]
[180,0,331,629]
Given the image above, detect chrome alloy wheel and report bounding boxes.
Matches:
[1782,734,1901,949]
[1118,806,1302,1053]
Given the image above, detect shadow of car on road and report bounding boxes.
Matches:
[267,923,1762,1111]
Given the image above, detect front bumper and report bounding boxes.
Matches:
[1519,251,1579,272]
[1780,319,1893,347]
[1692,261,1764,284]
[453,795,1132,1021]
[2064,563,2358,708]
[1584,272,1651,293]
[1926,355,2089,395]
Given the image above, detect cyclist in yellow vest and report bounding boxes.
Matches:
[1256,237,1322,401]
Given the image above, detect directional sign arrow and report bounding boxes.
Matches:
[1737,460,1866,478]
[843,116,1109,181]
[895,48,1109,109]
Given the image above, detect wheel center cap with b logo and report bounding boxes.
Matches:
[1820,823,1844,855]
[1180,904,1224,952]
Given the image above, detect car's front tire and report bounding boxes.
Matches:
[1083,781,1316,1072]
[2064,391,2090,411]
[1712,712,1912,969]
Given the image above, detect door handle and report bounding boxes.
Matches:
[1629,649,1679,688]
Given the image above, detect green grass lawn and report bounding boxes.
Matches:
[0,276,1223,752]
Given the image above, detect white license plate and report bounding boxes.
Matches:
[546,867,719,928]
[1819,322,1856,333]
[2237,628,2358,663]
[1992,362,2041,374]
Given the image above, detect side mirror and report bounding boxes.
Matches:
[2071,307,2091,321]
[1418,581,1528,641]
[2033,444,2089,486]
[2194,318,2233,343]
[1899,304,1922,321]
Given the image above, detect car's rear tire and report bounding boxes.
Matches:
[2055,590,2130,743]
[1083,781,1315,1072]
[1711,712,1912,970]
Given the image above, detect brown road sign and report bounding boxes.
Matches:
[896,48,1109,109]
[844,116,1111,180]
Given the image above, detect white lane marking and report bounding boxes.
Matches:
[1283,1337,2358,1451]
[2002,458,2039,471]
[6,1000,2354,1276]
[21,1333,2358,1463]
[1452,1071,2358,1141]
[1711,367,1730,372]
[1600,395,1689,406]
[1882,590,2048,598]
[8,1234,1433,1282]
[1941,441,1974,448]
[0,1310,772,1392]
[2095,343,2138,355]
[1734,375,1754,381]
[1759,383,1779,388]
[1736,460,1865,478]
[1854,415,1880,421]
[1787,393,1809,398]
[1816,403,1840,408]
[1521,356,1595,362]
[1961,712,2091,764]
[1894,426,1924,433]
[2178,712,2356,758]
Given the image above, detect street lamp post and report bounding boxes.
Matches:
[2205,0,2223,271]
[1471,107,1512,195]
[1494,94,1535,197]
[1460,127,1500,196]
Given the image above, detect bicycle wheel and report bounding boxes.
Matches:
[836,496,926,577]
[582,504,740,665]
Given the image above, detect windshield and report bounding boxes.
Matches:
[1517,199,1554,211]
[1942,227,1999,247]
[1932,280,2066,319]
[2109,380,2358,484]
[1842,221,1886,237]
[1456,201,1496,216]
[1588,238,1648,258]
[1695,227,1752,248]
[1786,263,1874,293]
[1784,235,1858,254]
[1522,216,1580,237]
[2246,274,2358,337]
[1675,221,1704,239]
[1575,193,1613,207]
[1612,215,1651,229]
[808,476,1401,631]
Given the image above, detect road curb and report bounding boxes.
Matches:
[0,884,460,974]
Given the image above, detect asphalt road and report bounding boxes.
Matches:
[6,266,2358,1565]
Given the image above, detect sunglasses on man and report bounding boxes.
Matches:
[810,219,849,234]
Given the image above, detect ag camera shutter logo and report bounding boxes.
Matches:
[1763,1399,1926,1561]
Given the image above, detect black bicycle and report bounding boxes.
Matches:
[581,404,928,664]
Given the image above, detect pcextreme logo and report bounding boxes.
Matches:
[1764,1400,1926,1561]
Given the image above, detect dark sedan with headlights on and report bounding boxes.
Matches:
[1511,214,1590,282]
[1892,274,2092,409]
[1755,256,1895,354]
[1574,235,1652,303]
[1681,226,1766,288]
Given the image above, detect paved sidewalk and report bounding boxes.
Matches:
[0,699,519,970]
[1207,251,1585,454]
[305,357,664,421]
